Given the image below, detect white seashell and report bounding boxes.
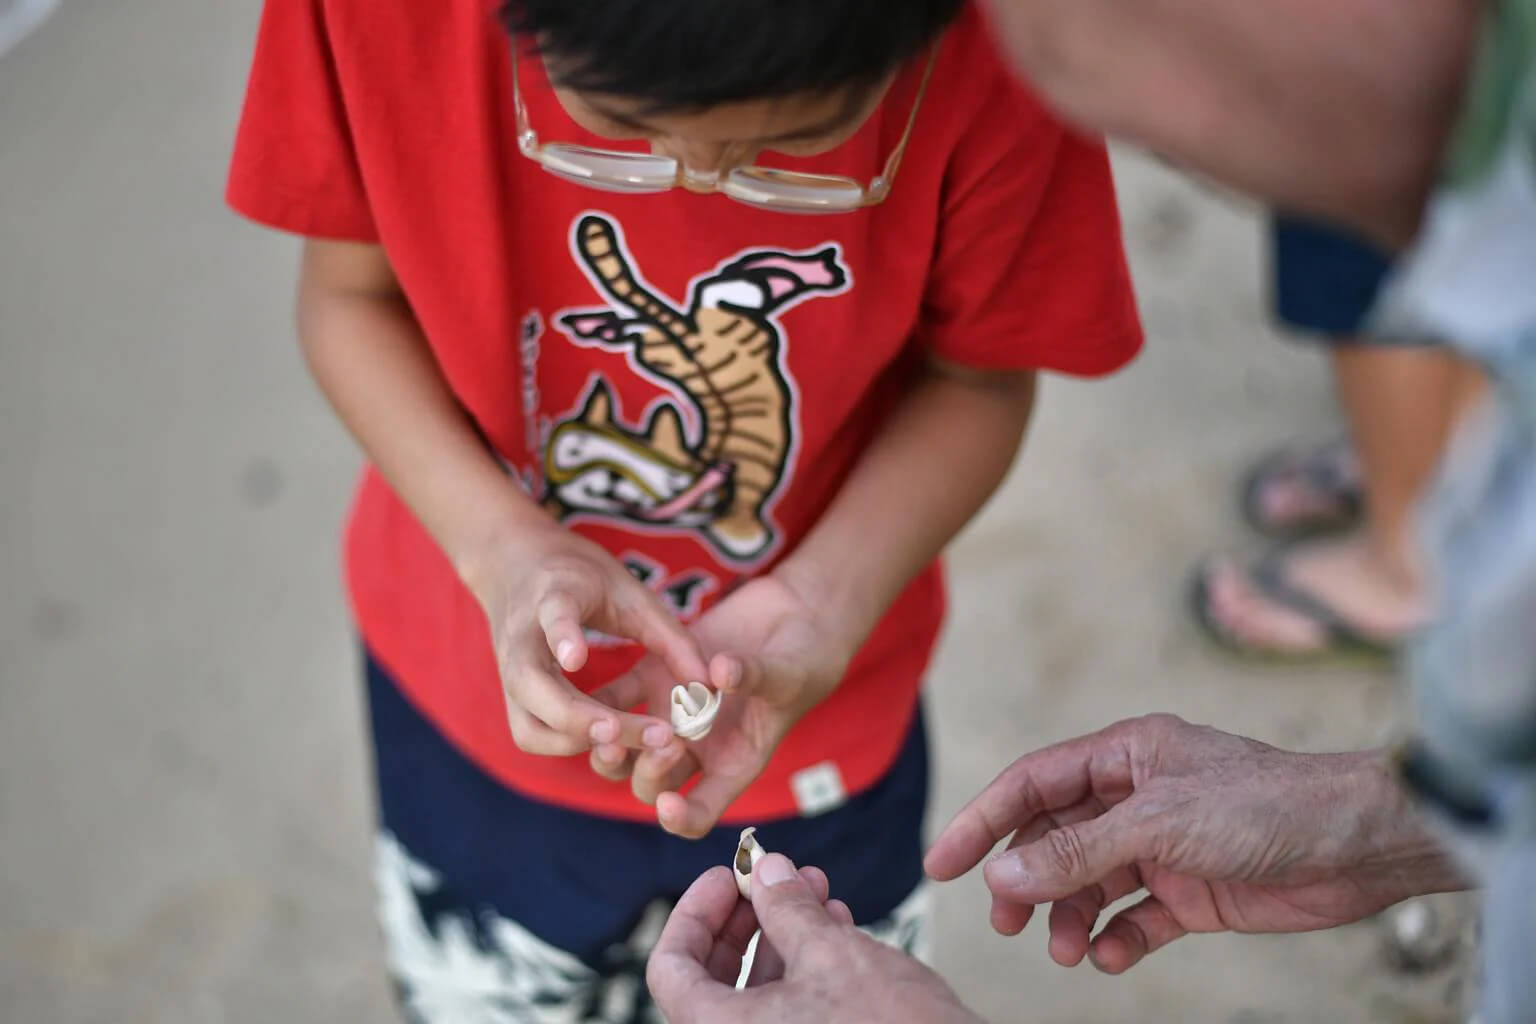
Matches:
[733,827,766,898]
[670,681,721,741]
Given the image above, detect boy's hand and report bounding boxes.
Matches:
[588,572,856,838]
[462,522,711,758]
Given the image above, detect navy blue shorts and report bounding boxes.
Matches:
[363,649,931,1023]
[1272,216,1396,338]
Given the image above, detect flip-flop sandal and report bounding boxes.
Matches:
[1240,440,1363,540]
[1188,546,1399,665]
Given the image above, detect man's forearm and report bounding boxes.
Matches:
[983,0,1480,249]
[776,363,1036,652]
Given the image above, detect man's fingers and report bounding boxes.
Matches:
[657,766,752,839]
[1089,895,1189,975]
[537,591,588,672]
[704,900,762,985]
[990,795,1133,946]
[683,869,826,989]
[983,805,1142,904]
[750,854,842,970]
[991,895,1036,936]
[745,933,785,988]
[926,727,1135,882]
[1046,884,1107,967]
[1044,860,1143,965]
[646,867,740,1020]
[984,810,1058,936]
[743,867,833,988]
[798,866,830,901]
[825,898,855,926]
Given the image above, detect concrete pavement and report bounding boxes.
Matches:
[0,3,1467,1021]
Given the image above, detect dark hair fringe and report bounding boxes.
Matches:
[500,0,963,112]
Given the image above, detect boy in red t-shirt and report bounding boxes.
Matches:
[229,0,1140,1015]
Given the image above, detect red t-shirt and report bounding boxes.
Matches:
[228,0,1142,822]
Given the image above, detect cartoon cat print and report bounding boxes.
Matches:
[548,214,848,562]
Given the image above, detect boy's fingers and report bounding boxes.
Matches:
[537,591,588,672]
[504,651,634,750]
[588,669,648,714]
[713,650,798,704]
[589,743,637,782]
[502,698,585,757]
[825,899,855,926]
[613,588,710,687]
[710,652,748,694]
[588,669,674,749]
[507,643,671,750]
[632,744,698,807]
[657,767,751,839]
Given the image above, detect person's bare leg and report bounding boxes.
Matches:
[1448,354,1489,424]
[1207,345,1482,651]
[1331,345,1462,573]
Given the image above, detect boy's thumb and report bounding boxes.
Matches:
[716,651,798,704]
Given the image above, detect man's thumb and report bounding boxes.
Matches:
[750,854,837,957]
[983,811,1138,903]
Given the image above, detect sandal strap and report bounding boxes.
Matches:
[1242,439,1363,536]
[1250,547,1397,656]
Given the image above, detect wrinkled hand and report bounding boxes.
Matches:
[589,574,854,837]
[925,714,1463,974]
[648,854,981,1024]
[462,523,709,757]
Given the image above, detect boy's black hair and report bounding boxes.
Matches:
[500,0,964,112]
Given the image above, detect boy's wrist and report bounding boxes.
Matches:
[771,555,881,662]
[449,487,563,599]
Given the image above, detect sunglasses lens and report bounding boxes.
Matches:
[725,167,865,212]
[540,145,678,193]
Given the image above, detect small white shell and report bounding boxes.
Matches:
[733,827,766,898]
[670,681,721,741]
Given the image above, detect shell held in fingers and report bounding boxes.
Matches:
[734,826,765,898]
[670,681,721,741]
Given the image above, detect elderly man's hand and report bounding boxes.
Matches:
[926,714,1466,974]
[647,855,981,1024]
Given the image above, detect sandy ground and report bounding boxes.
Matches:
[0,3,1474,1021]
